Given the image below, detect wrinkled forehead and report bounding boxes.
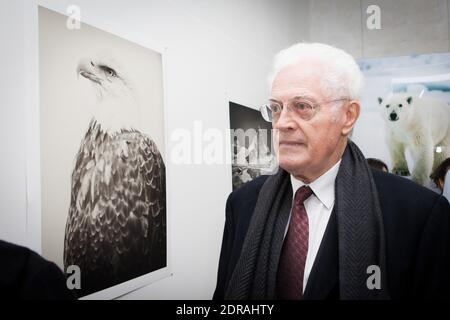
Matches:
[271,61,325,101]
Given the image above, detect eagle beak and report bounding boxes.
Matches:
[77,58,101,84]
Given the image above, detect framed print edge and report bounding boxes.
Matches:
[25,0,42,255]
[31,2,172,299]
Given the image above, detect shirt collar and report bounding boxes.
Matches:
[290,159,341,210]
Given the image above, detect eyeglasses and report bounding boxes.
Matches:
[259,97,349,122]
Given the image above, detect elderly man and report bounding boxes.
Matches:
[213,43,450,300]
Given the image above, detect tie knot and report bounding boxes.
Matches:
[294,186,313,204]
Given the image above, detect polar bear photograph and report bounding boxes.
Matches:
[378,92,450,185]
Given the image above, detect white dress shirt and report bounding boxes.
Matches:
[286,159,341,293]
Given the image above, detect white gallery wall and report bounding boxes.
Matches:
[0,0,299,299]
[304,0,450,59]
[1,0,450,299]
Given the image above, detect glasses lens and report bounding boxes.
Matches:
[260,104,272,122]
[291,100,314,120]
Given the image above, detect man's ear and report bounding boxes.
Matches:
[438,178,445,190]
[342,101,360,136]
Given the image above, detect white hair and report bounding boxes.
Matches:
[268,42,364,100]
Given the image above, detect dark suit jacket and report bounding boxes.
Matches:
[213,169,450,299]
[0,240,77,299]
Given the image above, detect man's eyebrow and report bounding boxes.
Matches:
[269,95,314,102]
[292,95,314,100]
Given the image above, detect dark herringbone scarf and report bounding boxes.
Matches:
[224,141,390,299]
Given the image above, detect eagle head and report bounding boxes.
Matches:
[77,54,140,134]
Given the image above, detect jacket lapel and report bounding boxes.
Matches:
[303,207,339,299]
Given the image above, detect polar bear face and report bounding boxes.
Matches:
[378,94,414,123]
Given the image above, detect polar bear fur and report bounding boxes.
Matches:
[378,92,450,185]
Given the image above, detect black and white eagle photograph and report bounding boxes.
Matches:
[39,7,167,298]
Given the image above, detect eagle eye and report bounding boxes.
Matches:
[99,65,117,77]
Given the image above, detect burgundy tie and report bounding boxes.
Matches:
[276,185,313,300]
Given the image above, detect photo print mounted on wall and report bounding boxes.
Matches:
[229,102,277,191]
[38,6,168,298]
[354,53,450,190]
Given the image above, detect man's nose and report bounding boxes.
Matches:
[274,106,296,130]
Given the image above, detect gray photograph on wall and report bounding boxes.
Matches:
[229,102,277,190]
[39,7,167,297]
